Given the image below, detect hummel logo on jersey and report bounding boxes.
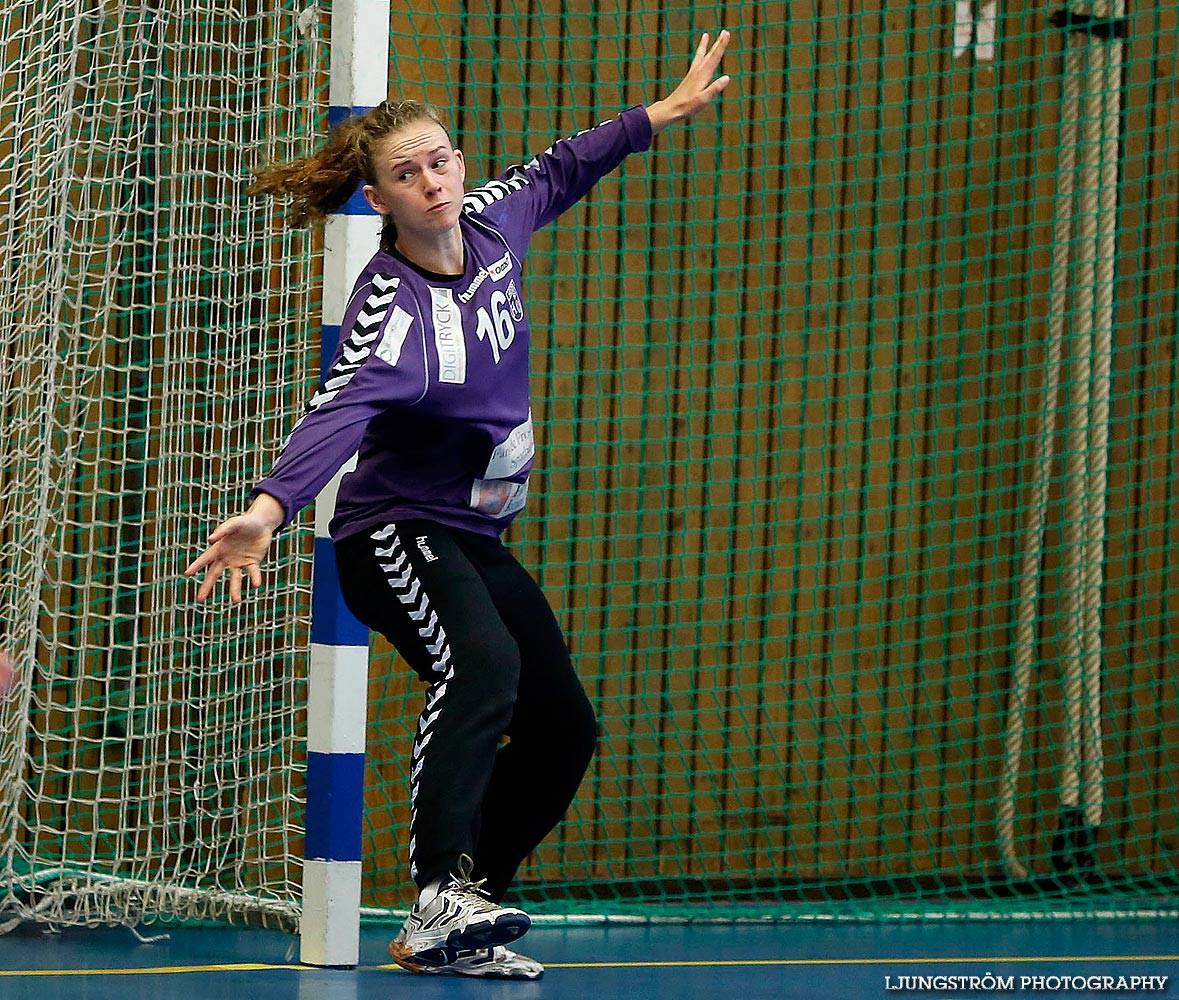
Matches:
[356,275,400,339]
[457,252,513,304]
[417,536,438,562]
[283,273,399,439]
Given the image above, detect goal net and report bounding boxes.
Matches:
[2,0,1177,934]
[0,1,324,929]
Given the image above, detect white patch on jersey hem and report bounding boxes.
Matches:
[483,412,534,480]
[469,478,529,519]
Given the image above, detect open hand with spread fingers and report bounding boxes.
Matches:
[183,493,285,604]
[646,30,733,135]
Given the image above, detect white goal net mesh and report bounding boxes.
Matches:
[0,0,324,930]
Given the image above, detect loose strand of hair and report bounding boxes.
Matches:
[247,101,451,229]
[250,116,372,226]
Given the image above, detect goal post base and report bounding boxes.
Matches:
[299,859,363,968]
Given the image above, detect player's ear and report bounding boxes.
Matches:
[362,183,387,214]
[454,148,466,184]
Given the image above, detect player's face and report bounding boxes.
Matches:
[363,122,466,240]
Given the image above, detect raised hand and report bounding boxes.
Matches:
[646,30,733,135]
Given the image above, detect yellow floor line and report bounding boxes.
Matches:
[0,964,304,977]
[1,955,1175,977]
[541,955,1179,970]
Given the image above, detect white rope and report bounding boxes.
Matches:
[1061,14,1103,822]
[998,24,1084,883]
[1081,0,1124,829]
[998,0,1122,877]
[1065,0,1119,842]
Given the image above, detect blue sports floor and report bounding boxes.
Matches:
[0,919,1176,999]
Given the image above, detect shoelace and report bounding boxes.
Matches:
[446,854,497,910]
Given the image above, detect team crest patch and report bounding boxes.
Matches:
[506,280,524,322]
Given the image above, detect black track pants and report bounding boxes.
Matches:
[334,519,598,901]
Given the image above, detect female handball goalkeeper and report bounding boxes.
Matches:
[185,30,731,981]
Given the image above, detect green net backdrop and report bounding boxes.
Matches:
[1,0,1177,930]
[362,2,1179,920]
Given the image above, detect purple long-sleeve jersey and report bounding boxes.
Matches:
[252,105,653,539]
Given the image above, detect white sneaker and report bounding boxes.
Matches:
[388,855,531,970]
[404,945,544,980]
